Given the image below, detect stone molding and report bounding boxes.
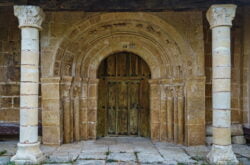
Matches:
[41,77,60,83]
[14,5,45,30]
[206,4,236,28]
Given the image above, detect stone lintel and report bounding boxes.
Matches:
[206,4,237,28]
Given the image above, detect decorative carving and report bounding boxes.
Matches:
[206,4,236,28]
[14,5,45,30]
[176,86,184,97]
[61,77,73,97]
[72,77,82,97]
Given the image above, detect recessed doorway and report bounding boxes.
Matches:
[97,52,151,138]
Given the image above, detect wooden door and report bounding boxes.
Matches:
[97,52,150,137]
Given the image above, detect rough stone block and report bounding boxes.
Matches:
[151,110,160,123]
[87,123,96,139]
[186,124,205,146]
[42,99,60,112]
[150,98,160,111]
[0,97,12,108]
[42,126,61,145]
[87,109,97,122]
[42,110,60,126]
[232,136,246,144]
[213,127,231,145]
[151,123,160,141]
[88,85,97,98]
[42,83,60,99]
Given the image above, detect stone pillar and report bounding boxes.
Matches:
[61,76,73,143]
[206,4,238,164]
[148,79,161,141]
[11,6,45,164]
[41,77,62,145]
[87,79,99,139]
[185,77,205,146]
[80,78,89,140]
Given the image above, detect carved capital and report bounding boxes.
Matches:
[14,5,45,30]
[206,4,236,28]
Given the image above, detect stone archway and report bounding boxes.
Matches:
[41,12,205,146]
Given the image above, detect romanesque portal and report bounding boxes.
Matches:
[41,12,205,146]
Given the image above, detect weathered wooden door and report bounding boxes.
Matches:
[97,52,150,137]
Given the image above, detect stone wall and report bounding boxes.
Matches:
[0,7,42,126]
[242,7,250,127]
[0,7,20,124]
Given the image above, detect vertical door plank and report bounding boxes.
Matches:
[98,58,106,78]
[141,60,151,78]
[130,54,138,76]
[117,81,128,135]
[97,79,106,137]
[117,54,127,77]
[107,81,116,134]
[128,81,139,135]
[107,55,116,77]
[139,79,150,137]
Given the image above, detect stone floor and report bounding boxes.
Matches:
[0,137,250,165]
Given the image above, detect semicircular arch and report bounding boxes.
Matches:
[54,12,195,79]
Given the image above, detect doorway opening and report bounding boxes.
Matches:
[97,52,151,138]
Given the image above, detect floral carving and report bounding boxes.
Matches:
[14,5,45,29]
[206,4,236,28]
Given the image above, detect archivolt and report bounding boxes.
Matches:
[53,12,195,79]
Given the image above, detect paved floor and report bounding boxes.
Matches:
[0,137,250,165]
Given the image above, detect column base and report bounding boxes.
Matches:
[11,142,44,165]
[207,144,238,165]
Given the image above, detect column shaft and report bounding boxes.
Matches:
[20,27,39,144]
[206,4,238,164]
[212,26,231,145]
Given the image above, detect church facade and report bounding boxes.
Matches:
[0,1,250,164]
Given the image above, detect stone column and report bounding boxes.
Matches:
[87,79,99,139]
[206,4,238,164]
[61,76,73,143]
[148,79,161,141]
[11,6,45,164]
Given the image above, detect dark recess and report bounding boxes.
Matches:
[1,0,249,11]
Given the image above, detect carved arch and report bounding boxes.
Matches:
[53,12,196,79]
